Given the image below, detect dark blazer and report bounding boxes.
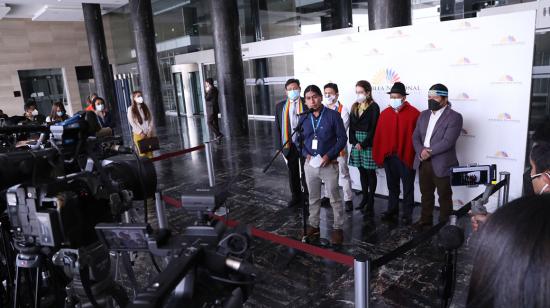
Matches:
[274,98,307,157]
[412,106,463,177]
[205,86,219,116]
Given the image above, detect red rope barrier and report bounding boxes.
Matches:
[151,144,205,162]
[161,195,354,267]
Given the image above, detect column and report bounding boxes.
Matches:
[321,0,353,31]
[82,3,119,124]
[128,0,166,126]
[209,0,249,137]
[367,0,411,30]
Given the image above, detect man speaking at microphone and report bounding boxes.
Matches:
[300,85,347,245]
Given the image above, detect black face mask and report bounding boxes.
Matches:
[428,99,443,111]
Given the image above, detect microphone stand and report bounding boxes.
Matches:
[263,111,310,242]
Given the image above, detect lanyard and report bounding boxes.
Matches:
[310,107,325,136]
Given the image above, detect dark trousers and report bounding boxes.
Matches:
[207,112,222,137]
[419,160,453,223]
[383,155,416,219]
[286,146,307,201]
[358,167,377,210]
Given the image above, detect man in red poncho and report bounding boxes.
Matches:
[372,82,419,225]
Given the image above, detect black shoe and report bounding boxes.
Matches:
[400,217,412,225]
[381,211,398,222]
[320,197,331,208]
[287,197,301,208]
[345,201,353,212]
[355,199,367,210]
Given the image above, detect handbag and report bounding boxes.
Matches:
[137,136,160,153]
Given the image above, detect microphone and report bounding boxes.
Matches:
[297,109,312,116]
[438,215,464,250]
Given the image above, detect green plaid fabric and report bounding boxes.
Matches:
[349,131,376,170]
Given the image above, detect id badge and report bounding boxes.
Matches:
[312,137,318,150]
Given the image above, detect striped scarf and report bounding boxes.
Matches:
[282,99,303,148]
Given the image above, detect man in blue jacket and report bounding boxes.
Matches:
[301,85,347,245]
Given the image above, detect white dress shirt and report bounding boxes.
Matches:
[423,105,447,148]
[325,101,350,132]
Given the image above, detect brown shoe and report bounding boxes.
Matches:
[330,229,344,246]
[301,225,320,241]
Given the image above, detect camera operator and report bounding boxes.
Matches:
[467,194,550,307]
[470,142,550,231]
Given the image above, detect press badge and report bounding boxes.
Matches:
[312,137,318,150]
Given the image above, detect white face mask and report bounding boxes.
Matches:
[96,104,105,111]
[323,95,336,105]
[135,96,144,104]
[356,94,367,103]
[390,98,403,110]
[31,109,39,116]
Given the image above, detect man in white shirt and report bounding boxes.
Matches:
[321,83,354,212]
[412,84,463,231]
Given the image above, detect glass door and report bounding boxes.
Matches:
[173,72,187,116]
[189,71,203,115]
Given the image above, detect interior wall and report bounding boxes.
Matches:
[0,18,115,117]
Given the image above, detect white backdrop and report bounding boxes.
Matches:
[293,11,536,210]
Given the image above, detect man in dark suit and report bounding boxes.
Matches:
[412,83,463,230]
[274,78,308,208]
[205,78,223,139]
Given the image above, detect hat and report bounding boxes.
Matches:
[428,83,449,97]
[387,82,408,96]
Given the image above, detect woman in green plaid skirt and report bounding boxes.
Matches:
[349,80,380,216]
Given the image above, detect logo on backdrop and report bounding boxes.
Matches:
[371,68,421,92]
[489,112,520,123]
[492,35,525,46]
[451,57,478,66]
[452,92,477,102]
[364,48,384,56]
[417,42,443,53]
[491,75,522,84]
[451,20,480,31]
[386,29,409,39]
[486,151,517,161]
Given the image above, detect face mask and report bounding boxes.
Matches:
[428,99,442,111]
[287,90,300,101]
[135,96,144,104]
[31,109,39,116]
[390,98,403,110]
[56,111,64,117]
[356,94,367,103]
[96,104,105,111]
[205,85,211,91]
[323,95,335,105]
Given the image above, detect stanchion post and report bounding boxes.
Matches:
[205,141,216,187]
[498,171,511,207]
[155,192,168,230]
[354,256,370,308]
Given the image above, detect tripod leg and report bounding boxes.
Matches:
[13,266,19,308]
[121,252,139,290]
[34,266,41,308]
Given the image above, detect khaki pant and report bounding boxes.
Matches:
[305,162,344,229]
[323,153,353,202]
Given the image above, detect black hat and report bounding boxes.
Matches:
[387,82,408,96]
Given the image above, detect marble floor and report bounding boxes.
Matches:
[125,116,476,308]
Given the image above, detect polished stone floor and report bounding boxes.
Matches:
[124,116,476,308]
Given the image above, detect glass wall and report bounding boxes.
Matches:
[17,68,67,116]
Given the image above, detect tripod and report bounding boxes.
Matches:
[264,114,309,242]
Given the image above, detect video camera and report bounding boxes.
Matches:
[450,164,497,186]
[95,188,256,308]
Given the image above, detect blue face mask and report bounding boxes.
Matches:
[56,111,64,117]
[287,89,300,101]
[389,98,403,110]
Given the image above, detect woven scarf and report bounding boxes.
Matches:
[282,99,303,148]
